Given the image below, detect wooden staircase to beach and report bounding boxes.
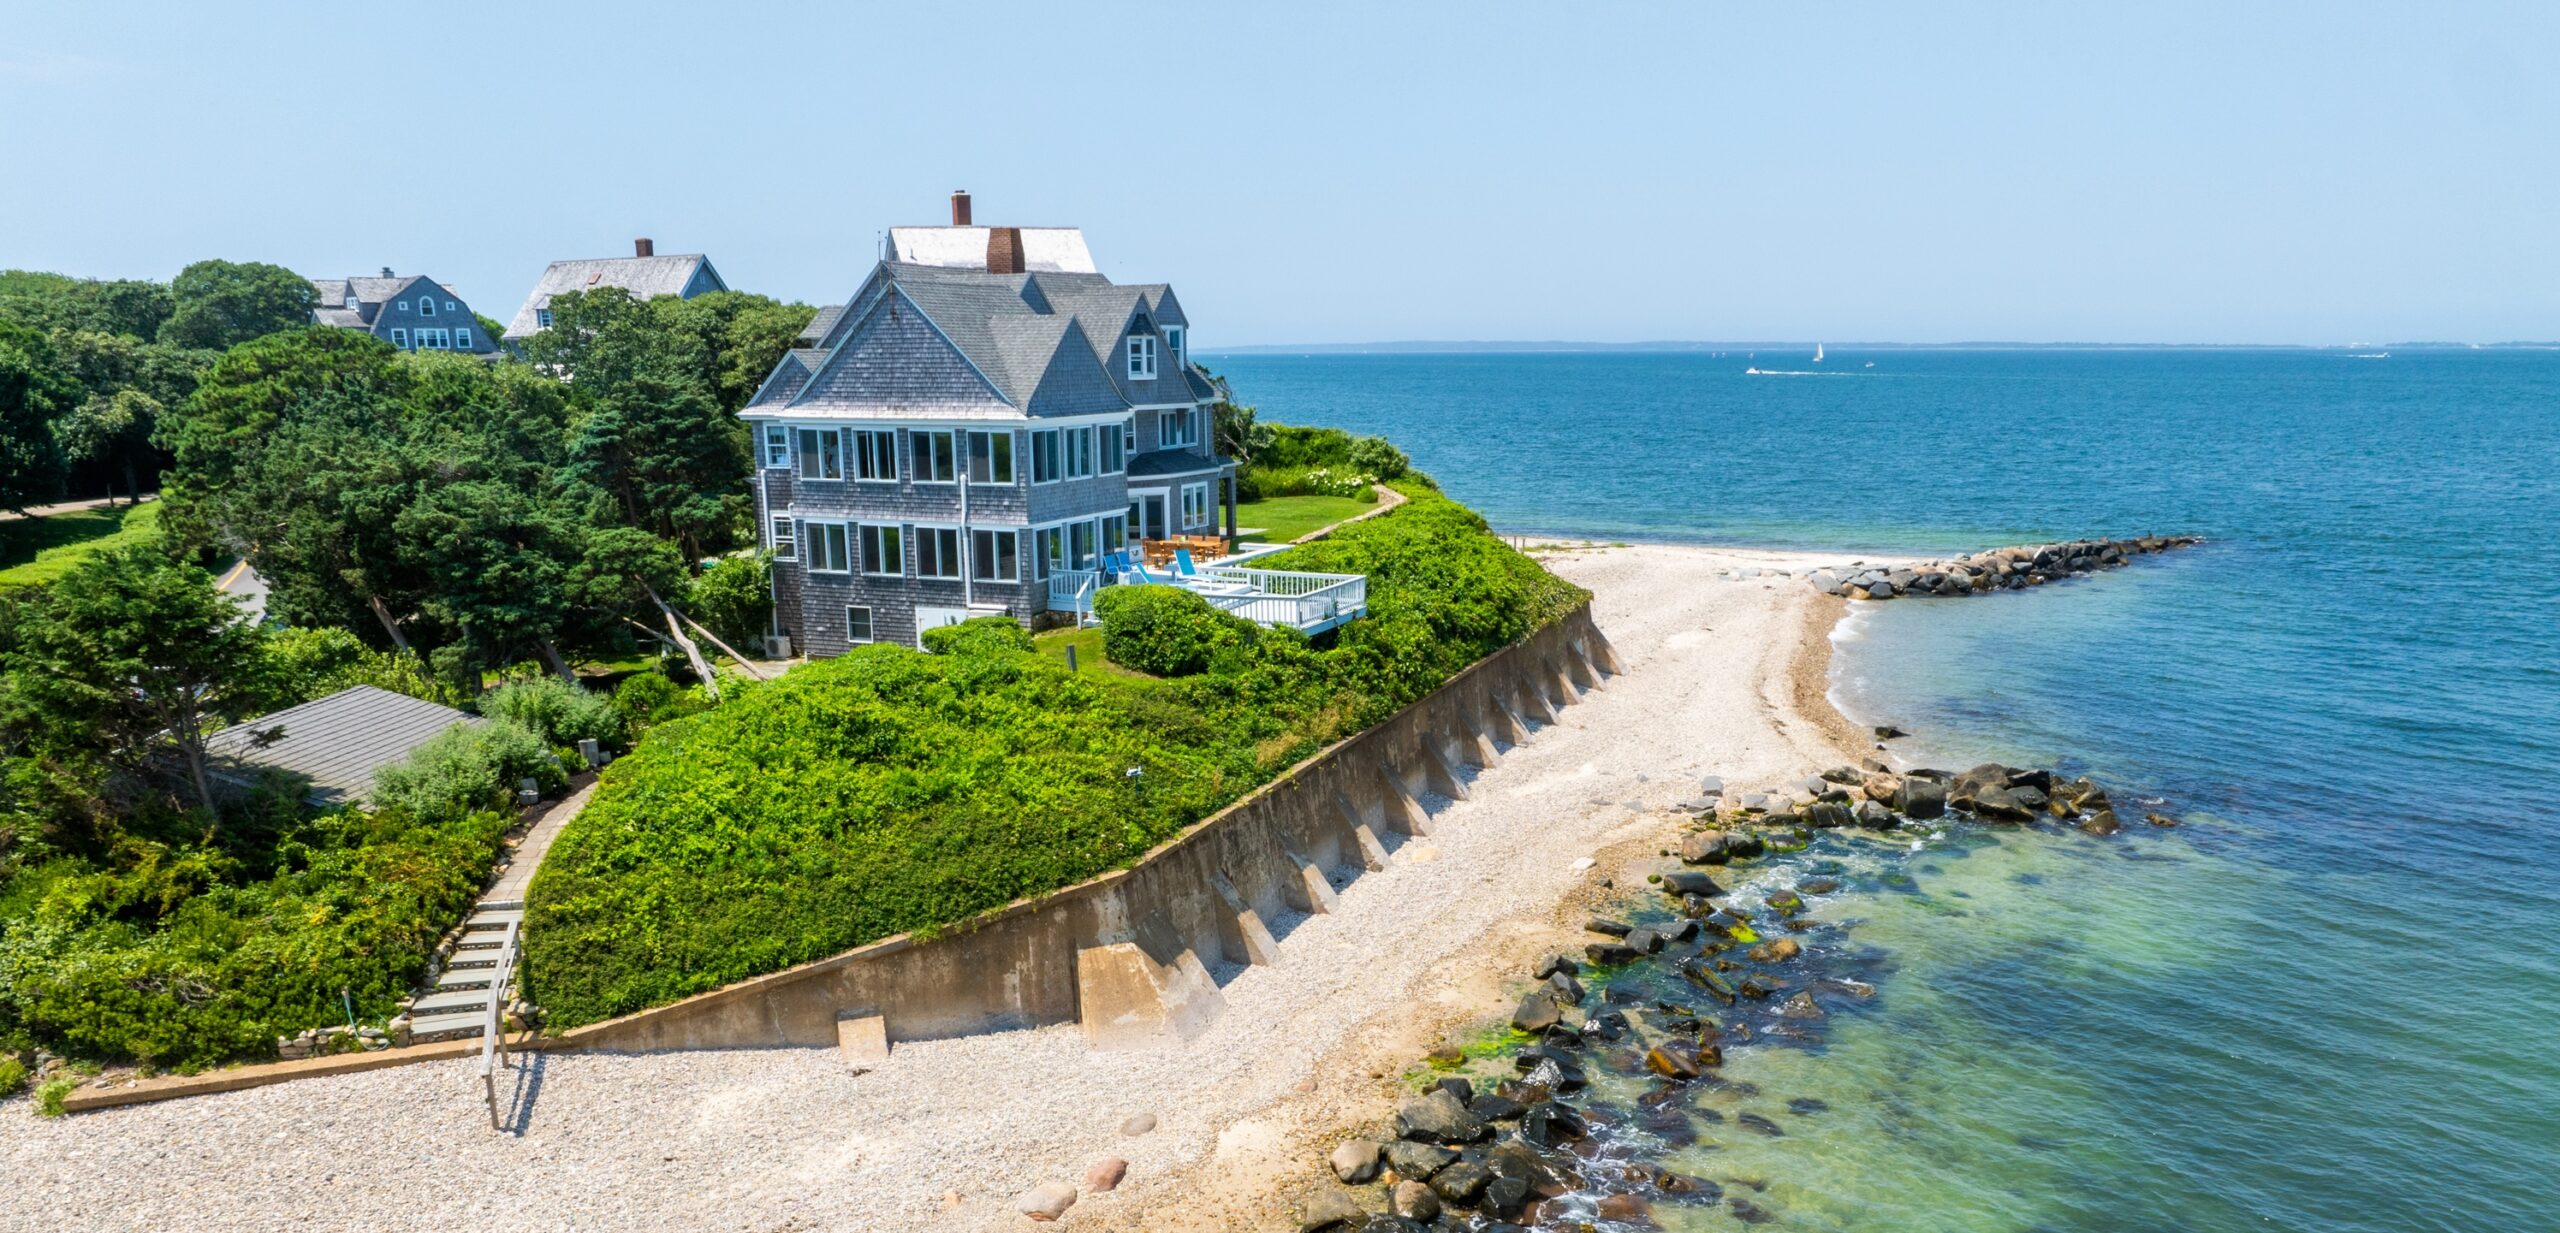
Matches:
[405,901,523,1042]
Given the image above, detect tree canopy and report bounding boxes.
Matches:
[0,323,76,511]
[159,260,315,352]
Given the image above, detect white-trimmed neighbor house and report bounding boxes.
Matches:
[742,194,1361,656]
[501,239,725,342]
[310,270,500,354]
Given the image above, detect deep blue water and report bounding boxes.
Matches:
[1212,349,2560,1232]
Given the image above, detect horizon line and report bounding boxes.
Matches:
[1201,339,2560,355]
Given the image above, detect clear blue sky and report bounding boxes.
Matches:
[5,2,2552,346]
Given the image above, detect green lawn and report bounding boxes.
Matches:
[0,501,162,591]
[1031,625,1158,680]
[1232,493,1373,545]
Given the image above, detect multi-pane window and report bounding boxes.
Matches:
[1035,526,1066,577]
[1030,429,1061,484]
[797,428,843,480]
[1064,426,1096,479]
[1102,421,1126,473]
[418,299,436,317]
[859,524,904,576]
[1159,409,1196,448]
[846,605,874,644]
[391,328,409,347]
[1126,333,1158,380]
[762,424,791,468]
[911,430,957,483]
[1068,520,1097,570]
[770,516,796,559]
[1182,482,1210,529]
[915,527,962,579]
[1165,326,1184,365]
[1121,417,1136,458]
[807,522,852,573]
[1102,514,1127,553]
[536,308,553,329]
[456,328,473,349]
[966,430,1015,483]
[971,529,1018,582]
[852,429,898,481]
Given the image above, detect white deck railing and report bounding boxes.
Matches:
[1048,564,1367,635]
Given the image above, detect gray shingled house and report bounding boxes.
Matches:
[501,239,725,341]
[742,194,1367,656]
[310,271,500,354]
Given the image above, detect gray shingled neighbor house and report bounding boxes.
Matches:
[310,271,501,354]
[740,193,1360,657]
[501,239,725,341]
[204,685,479,807]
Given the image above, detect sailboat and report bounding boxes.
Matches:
[1813,343,1825,364]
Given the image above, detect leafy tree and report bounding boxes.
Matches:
[0,272,172,340]
[0,547,272,816]
[685,551,772,649]
[525,289,749,560]
[55,389,160,505]
[158,260,313,352]
[0,323,74,511]
[660,291,818,414]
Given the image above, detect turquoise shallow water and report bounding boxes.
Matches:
[1212,349,2560,1232]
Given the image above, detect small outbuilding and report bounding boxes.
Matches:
[205,685,479,806]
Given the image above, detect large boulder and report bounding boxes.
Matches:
[1854,800,1897,830]
[1298,1187,1367,1233]
[1862,771,1902,802]
[1681,830,1739,864]
[1430,1162,1490,1205]
[1511,992,1561,1034]
[1660,870,1722,898]
[1893,778,1948,819]
[1803,801,1854,829]
[1383,1139,1458,1179]
[1645,1039,1707,1080]
[1747,938,1802,963]
[1331,1140,1382,1183]
[1389,1181,1440,1223]
[1395,1088,1489,1144]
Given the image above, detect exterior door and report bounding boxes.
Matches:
[1133,492,1169,540]
[914,605,972,648]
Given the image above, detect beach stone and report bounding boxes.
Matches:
[1597,1193,1654,1223]
[1016,1181,1077,1221]
[1764,890,1805,915]
[1800,877,1839,895]
[1854,799,1896,829]
[1586,917,1634,937]
[2010,784,2051,812]
[1434,1077,1474,1104]
[1645,1040,1708,1080]
[1383,1139,1459,1179]
[1731,1196,1775,1223]
[2080,809,2122,836]
[1121,1113,1157,1136]
[1389,1181,1440,1222]
[1698,774,1726,797]
[1681,830,1737,864]
[1512,992,1561,1034]
[1483,1174,1532,1217]
[1967,785,2036,822]
[1739,975,1780,999]
[1360,1216,1429,1233]
[1547,970,1586,1005]
[1748,938,1802,963]
[1803,801,1853,829]
[1331,1140,1382,1183]
[1790,1097,1831,1114]
[1518,1101,1589,1147]
[1625,927,1664,954]
[1737,1112,1785,1136]
[1430,1161,1491,1205]
[2146,811,2182,827]
[1298,1187,1367,1232]
[1469,1093,1527,1121]
[1681,958,1738,1005]
[1659,870,1722,898]
[1086,1158,1128,1193]
[1586,941,1640,964]
[1862,771,1901,801]
[1531,953,1579,979]
[1893,778,1948,819]
[1396,1088,1488,1144]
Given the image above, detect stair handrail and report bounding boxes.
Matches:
[480,917,520,1130]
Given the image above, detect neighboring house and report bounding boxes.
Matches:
[204,685,478,806]
[501,238,726,341]
[310,270,500,354]
[742,193,1253,655]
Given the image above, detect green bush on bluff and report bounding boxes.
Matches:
[523,485,1587,1027]
[1094,586,1258,676]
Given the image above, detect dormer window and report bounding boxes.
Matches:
[1164,327,1184,365]
[343,293,358,310]
[536,308,553,329]
[418,298,436,317]
[1126,333,1158,380]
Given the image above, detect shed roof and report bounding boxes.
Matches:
[205,685,480,806]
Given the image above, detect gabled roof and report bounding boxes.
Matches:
[205,685,480,806]
[502,253,723,339]
[310,275,465,330]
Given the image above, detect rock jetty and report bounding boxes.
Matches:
[1809,536,2199,601]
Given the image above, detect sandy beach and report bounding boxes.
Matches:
[2,542,1894,1233]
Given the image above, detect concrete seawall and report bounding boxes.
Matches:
[548,603,1620,1054]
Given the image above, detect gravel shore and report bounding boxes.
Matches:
[2,542,1886,1233]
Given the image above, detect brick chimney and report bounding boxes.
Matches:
[634,237,654,258]
[950,190,972,226]
[985,227,1026,275]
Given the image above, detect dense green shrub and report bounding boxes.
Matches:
[609,671,707,738]
[0,806,509,1067]
[1237,424,1411,500]
[525,484,1587,1027]
[1094,586,1257,676]
[1345,434,1410,480]
[263,627,455,709]
[481,678,623,749]
[920,615,1035,657]
[687,551,773,651]
[371,719,561,823]
[0,1055,23,1097]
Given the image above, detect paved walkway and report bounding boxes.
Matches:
[9,492,156,519]
[487,779,596,903]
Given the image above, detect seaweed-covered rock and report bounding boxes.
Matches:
[1747,938,1801,963]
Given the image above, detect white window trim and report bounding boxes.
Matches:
[535,308,553,329]
[796,427,844,481]
[806,521,854,574]
[760,423,792,469]
[851,428,899,482]
[1126,333,1158,380]
[418,299,435,317]
[389,328,408,347]
[970,528,1021,582]
[911,429,958,485]
[770,515,796,560]
[1181,482,1211,529]
[966,429,1016,485]
[858,523,906,577]
[911,523,965,580]
[1029,428,1061,486]
[1164,326,1184,366]
[845,604,875,645]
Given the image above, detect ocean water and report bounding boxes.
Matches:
[1211,349,2560,1232]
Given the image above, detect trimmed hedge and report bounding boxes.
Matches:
[1094,586,1257,676]
[524,485,1587,1026]
[920,614,1035,657]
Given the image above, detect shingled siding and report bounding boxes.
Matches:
[776,563,1035,656]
